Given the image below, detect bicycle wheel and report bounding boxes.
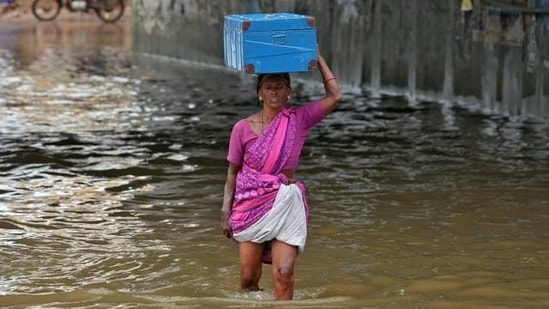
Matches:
[95,0,125,23]
[31,0,62,21]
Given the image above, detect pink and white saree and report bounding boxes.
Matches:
[229,107,309,261]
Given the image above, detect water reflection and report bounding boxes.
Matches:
[1,18,549,309]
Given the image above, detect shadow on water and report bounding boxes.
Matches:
[1,18,549,309]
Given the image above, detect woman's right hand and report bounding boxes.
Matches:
[220,210,232,238]
[221,164,239,239]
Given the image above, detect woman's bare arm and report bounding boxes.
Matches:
[317,51,343,115]
[220,163,240,238]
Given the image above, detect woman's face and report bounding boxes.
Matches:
[258,75,291,108]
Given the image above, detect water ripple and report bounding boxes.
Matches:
[1,22,549,308]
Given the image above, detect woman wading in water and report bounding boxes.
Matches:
[220,49,342,300]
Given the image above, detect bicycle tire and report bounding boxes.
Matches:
[95,0,125,23]
[31,0,62,21]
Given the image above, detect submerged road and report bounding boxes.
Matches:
[1,15,549,309]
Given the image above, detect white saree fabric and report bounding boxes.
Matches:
[232,183,308,253]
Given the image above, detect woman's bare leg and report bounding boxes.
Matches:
[238,241,264,291]
[271,240,298,300]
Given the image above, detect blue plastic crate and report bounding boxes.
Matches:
[224,13,318,74]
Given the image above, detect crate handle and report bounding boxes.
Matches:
[272,34,286,45]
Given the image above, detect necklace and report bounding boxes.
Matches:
[261,110,266,133]
[261,110,272,133]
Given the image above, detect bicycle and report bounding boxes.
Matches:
[32,0,125,23]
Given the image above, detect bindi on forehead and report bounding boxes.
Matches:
[262,77,288,86]
[261,81,288,89]
[263,80,285,85]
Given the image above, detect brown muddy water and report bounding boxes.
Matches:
[1,18,549,309]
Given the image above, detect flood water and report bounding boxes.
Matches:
[1,18,549,309]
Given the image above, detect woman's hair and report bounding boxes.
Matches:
[256,73,291,93]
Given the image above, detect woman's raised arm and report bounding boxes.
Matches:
[317,51,342,115]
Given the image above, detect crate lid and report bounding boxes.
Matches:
[224,13,316,32]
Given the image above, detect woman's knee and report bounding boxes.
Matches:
[241,268,261,283]
[272,257,295,284]
[238,241,264,288]
[240,262,262,289]
[272,263,295,283]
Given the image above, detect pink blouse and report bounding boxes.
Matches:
[227,100,325,169]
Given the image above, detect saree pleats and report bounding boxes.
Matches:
[228,108,309,255]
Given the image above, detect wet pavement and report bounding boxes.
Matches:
[1,15,549,309]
